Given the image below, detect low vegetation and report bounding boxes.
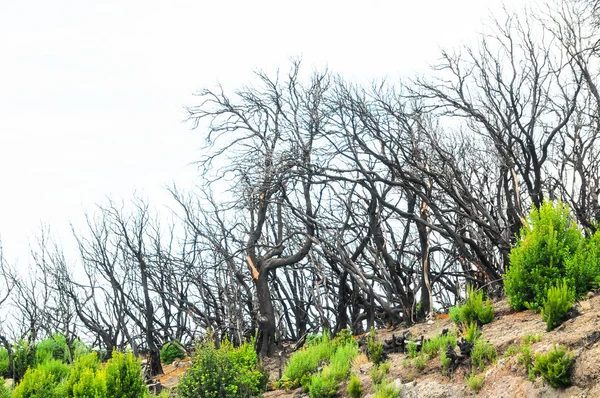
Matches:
[533,345,574,388]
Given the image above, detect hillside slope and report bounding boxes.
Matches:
[265,292,600,398]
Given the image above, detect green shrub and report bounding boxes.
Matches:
[0,381,11,398]
[278,331,332,390]
[449,286,494,326]
[461,322,480,344]
[369,362,390,385]
[504,345,519,358]
[178,338,267,398]
[0,348,8,378]
[347,375,363,398]
[413,355,426,371]
[440,350,452,376]
[72,368,107,398]
[64,351,103,398]
[505,201,582,311]
[13,339,34,382]
[160,342,186,365]
[36,334,71,365]
[366,327,384,365]
[13,366,64,398]
[467,372,484,392]
[373,380,400,398]
[517,344,534,373]
[522,333,542,345]
[308,372,337,398]
[541,279,574,331]
[565,230,600,298]
[449,305,462,325]
[308,337,357,397]
[407,340,418,359]
[422,333,457,359]
[534,345,574,388]
[105,351,147,398]
[471,338,497,371]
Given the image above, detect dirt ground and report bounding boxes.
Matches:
[264,292,600,398]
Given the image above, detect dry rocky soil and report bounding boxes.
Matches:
[158,292,600,397]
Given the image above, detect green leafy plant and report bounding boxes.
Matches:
[461,322,481,344]
[308,340,358,397]
[440,350,452,376]
[12,364,67,398]
[160,341,186,365]
[373,379,400,398]
[278,331,333,390]
[413,355,426,371]
[565,230,600,298]
[541,279,574,331]
[64,351,104,398]
[0,348,8,378]
[366,327,384,365]
[505,201,582,311]
[470,338,497,371]
[369,362,390,385]
[422,333,457,359]
[522,333,542,345]
[178,337,267,398]
[104,351,147,398]
[36,334,72,365]
[347,375,363,398]
[504,344,519,358]
[534,345,574,388]
[449,286,495,326]
[13,339,34,382]
[406,340,418,359]
[467,372,484,392]
[517,344,533,372]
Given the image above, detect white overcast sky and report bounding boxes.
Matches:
[0,0,522,266]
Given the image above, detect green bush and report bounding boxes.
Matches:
[466,372,484,392]
[422,333,457,359]
[308,373,337,398]
[347,375,363,398]
[366,327,384,365]
[504,345,519,358]
[470,338,497,371]
[517,344,534,373]
[0,348,8,378]
[541,279,574,331]
[0,381,11,398]
[534,345,574,388]
[72,368,107,398]
[373,380,400,398]
[407,339,418,359]
[308,335,358,397]
[505,201,582,311]
[413,355,426,371]
[36,334,71,365]
[522,333,542,345]
[565,230,600,298]
[369,362,390,385]
[178,338,267,398]
[449,286,494,326]
[440,350,452,376]
[64,351,103,398]
[160,342,186,365]
[13,366,65,398]
[13,340,34,382]
[278,331,333,390]
[461,322,481,344]
[105,351,147,398]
